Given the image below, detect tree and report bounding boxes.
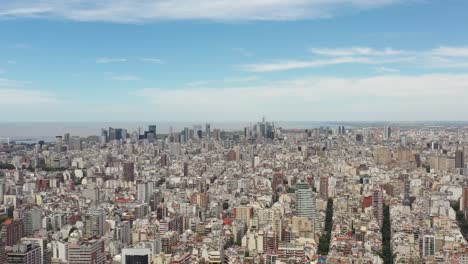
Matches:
[318,198,334,255]
[223,202,229,210]
[381,205,394,264]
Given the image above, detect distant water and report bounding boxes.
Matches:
[1,121,466,143]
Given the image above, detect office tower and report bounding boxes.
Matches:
[148,125,157,139]
[114,221,132,245]
[183,127,190,142]
[383,125,391,139]
[295,182,318,232]
[115,128,124,140]
[108,127,116,141]
[137,183,148,203]
[183,162,189,177]
[55,136,63,153]
[7,242,41,264]
[296,182,314,219]
[67,238,105,264]
[319,176,329,200]
[456,149,465,169]
[197,129,203,139]
[205,123,211,139]
[373,186,384,226]
[1,218,24,246]
[63,133,70,145]
[121,248,151,264]
[123,162,135,182]
[422,235,435,257]
[100,129,108,143]
[23,208,42,236]
[69,136,82,151]
[83,208,105,237]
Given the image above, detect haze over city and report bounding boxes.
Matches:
[1,1,468,264]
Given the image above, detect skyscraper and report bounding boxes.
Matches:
[83,208,105,237]
[23,208,42,236]
[383,125,391,139]
[55,136,63,153]
[456,149,465,169]
[319,176,329,200]
[373,186,384,226]
[205,123,211,139]
[296,182,319,232]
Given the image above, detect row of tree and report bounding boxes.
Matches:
[318,198,334,255]
[380,205,394,264]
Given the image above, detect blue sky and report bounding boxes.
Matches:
[1,0,468,122]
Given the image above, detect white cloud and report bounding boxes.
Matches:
[96,57,127,63]
[241,45,468,72]
[310,47,403,56]
[239,57,374,72]
[139,57,164,64]
[133,74,468,121]
[375,66,400,73]
[0,88,60,105]
[0,78,25,87]
[430,46,468,57]
[0,0,402,22]
[187,76,260,87]
[111,74,140,81]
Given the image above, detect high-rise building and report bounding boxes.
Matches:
[83,208,105,238]
[123,162,135,182]
[456,149,465,169]
[55,136,63,153]
[0,227,6,264]
[263,230,278,252]
[108,127,116,141]
[319,176,329,200]
[1,218,24,246]
[7,242,42,264]
[296,182,319,232]
[23,208,42,236]
[67,238,105,264]
[383,125,391,139]
[114,221,132,245]
[137,183,149,203]
[121,248,151,264]
[69,136,82,151]
[373,186,384,226]
[63,133,70,145]
[149,125,157,136]
[205,123,211,139]
[421,235,435,257]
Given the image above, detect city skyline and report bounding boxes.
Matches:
[1,1,468,121]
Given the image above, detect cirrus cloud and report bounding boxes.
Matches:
[0,0,403,23]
